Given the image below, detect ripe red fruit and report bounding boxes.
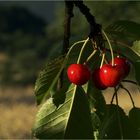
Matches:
[100,64,124,87]
[110,57,130,78]
[92,68,107,90]
[67,64,91,85]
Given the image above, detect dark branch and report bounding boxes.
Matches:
[62,1,74,54]
[73,0,105,51]
[57,1,74,90]
[73,0,102,38]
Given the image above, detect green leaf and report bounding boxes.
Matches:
[32,85,93,139]
[132,40,140,56]
[106,20,140,41]
[91,111,101,131]
[86,80,106,121]
[134,61,140,85]
[129,107,140,138]
[99,104,136,139]
[35,56,64,105]
[110,42,140,63]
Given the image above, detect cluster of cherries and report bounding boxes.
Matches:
[67,57,130,89]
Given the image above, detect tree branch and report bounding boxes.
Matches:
[57,0,74,90]
[63,1,74,54]
[73,0,105,50]
[73,0,101,38]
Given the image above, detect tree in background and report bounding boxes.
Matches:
[0,6,48,85]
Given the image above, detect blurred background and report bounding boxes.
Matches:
[0,1,140,138]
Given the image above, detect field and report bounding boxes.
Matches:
[0,83,140,138]
[0,86,37,139]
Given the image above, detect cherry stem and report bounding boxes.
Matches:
[120,84,135,108]
[111,86,120,104]
[64,39,87,63]
[100,52,105,68]
[91,38,108,64]
[102,30,114,66]
[66,39,87,59]
[122,80,138,85]
[115,87,119,105]
[77,37,89,64]
[91,40,98,49]
[85,49,97,63]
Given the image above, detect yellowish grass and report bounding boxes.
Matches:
[0,104,36,138]
[0,86,37,139]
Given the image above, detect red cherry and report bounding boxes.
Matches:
[110,57,130,78]
[92,68,107,90]
[100,64,124,87]
[67,64,91,85]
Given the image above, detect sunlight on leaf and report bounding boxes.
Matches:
[132,40,140,56]
[35,56,64,105]
[32,85,93,139]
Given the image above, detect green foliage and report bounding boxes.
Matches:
[134,61,140,86]
[106,20,140,41]
[129,107,140,138]
[35,56,64,105]
[0,6,48,86]
[33,20,140,139]
[1,5,140,139]
[99,104,136,139]
[86,80,106,121]
[105,20,140,63]
[33,85,93,139]
[132,40,140,56]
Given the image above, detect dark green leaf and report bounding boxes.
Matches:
[86,80,106,121]
[106,20,140,41]
[129,107,140,138]
[32,85,93,139]
[35,56,64,105]
[111,43,140,63]
[106,20,140,63]
[99,104,136,139]
[134,61,140,85]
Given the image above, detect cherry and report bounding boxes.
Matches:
[110,57,130,78]
[100,64,124,87]
[92,68,107,90]
[67,64,91,85]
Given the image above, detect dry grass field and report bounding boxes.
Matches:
[0,86,37,139]
[0,83,140,138]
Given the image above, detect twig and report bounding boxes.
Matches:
[57,1,74,90]
[111,86,120,104]
[122,79,137,85]
[73,0,105,51]
[73,0,101,38]
[120,84,135,108]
